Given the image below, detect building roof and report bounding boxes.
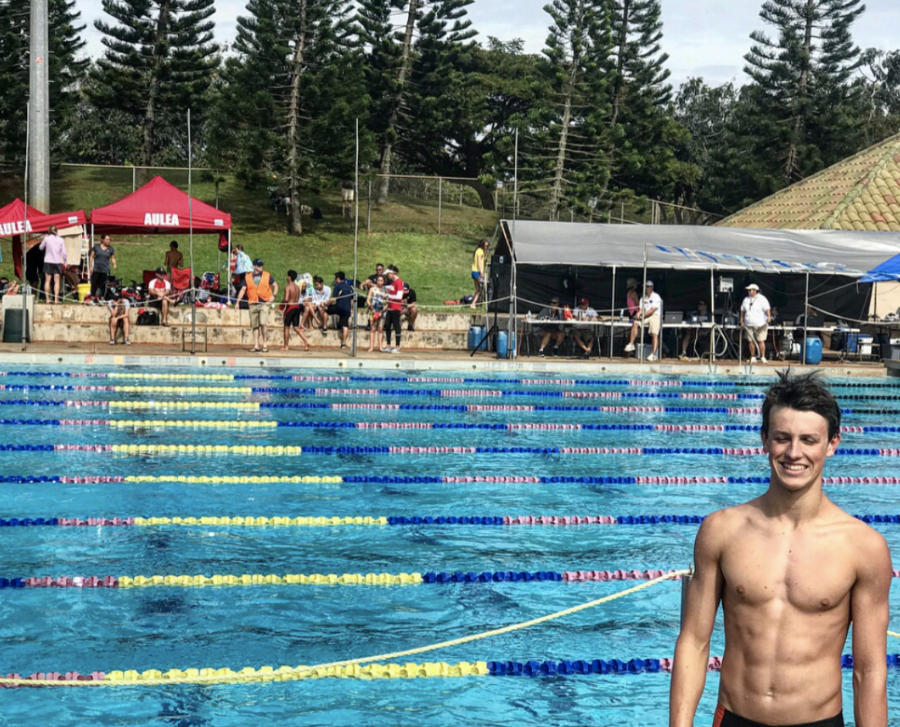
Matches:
[717,133,900,231]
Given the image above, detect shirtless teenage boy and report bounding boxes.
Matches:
[670,371,891,727]
[281,270,309,352]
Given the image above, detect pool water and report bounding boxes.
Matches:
[1,366,899,726]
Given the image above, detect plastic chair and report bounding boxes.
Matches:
[181,310,209,353]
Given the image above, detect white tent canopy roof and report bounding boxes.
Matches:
[501,221,900,277]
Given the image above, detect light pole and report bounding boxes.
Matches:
[29,0,50,212]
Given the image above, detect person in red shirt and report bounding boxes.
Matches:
[383,265,404,354]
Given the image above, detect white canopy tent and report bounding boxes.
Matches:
[497,222,900,360]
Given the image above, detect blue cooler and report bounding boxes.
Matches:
[468,326,486,351]
[803,337,823,365]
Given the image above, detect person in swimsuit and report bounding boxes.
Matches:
[670,371,891,727]
[281,270,309,352]
[366,275,388,353]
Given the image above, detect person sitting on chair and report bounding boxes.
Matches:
[624,281,663,361]
[537,297,565,357]
[572,297,598,359]
[108,291,132,345]
[147,267,173,327]
[680,300,711,360]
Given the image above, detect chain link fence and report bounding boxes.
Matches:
[0,163,223,213]
[498,185,722,226]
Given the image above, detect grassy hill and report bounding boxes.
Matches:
[0,168,500,305]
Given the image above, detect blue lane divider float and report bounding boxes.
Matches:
[8,514,900,528]
[5,370,900,389]
[2,475,900,486]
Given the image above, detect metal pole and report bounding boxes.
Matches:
[132,166,136,194]
[610,267,616,359]
[437,177,443,235]
[28,0,50,212]
[352,118,360,358]
[710,270,716,365]
[366,179,372,235]
[803,272,810,364]
[188,110,196,354]
[513,129,519,229]
[22,102,30,349]
[639,244,648,364]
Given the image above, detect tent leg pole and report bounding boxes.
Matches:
[710,270,715,366]
[227,230,232,299]
[610,267,616,359]
[803,272,810,364]
[640,245,649,365]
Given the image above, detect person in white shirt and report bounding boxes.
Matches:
[624,281,663,361]
[302,275,332,331]
[147,267,173,326]
[740,283,772,363]
[572,297,598,359]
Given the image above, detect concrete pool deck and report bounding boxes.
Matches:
[0,341,895,377]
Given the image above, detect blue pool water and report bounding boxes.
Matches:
[1,365,900,725]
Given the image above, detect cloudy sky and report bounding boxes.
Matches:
[74,0,899,87]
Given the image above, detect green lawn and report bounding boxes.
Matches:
[0,169,501,305]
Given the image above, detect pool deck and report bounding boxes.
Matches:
[0,341,895,377]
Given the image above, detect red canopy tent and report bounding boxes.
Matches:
[0,199,87,278]
[90,176,231,235]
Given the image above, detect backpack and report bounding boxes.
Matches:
[137,309,159,326]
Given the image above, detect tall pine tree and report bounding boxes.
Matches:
[214,0,371,234]
[0,0,86,163]
[525,0,613,220]
[741,0,866,188]
[90,0,219,166]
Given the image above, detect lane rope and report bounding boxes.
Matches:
[0,570,687,686]
[3,475,900,486]
[4,370,900,389]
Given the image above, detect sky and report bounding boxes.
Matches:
[73,0,900,88]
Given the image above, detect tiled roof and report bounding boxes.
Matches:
[717,133,900,231]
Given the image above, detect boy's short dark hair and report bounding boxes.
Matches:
[313,275,324,284]
[388,265,399,274]
[762,370,841,440]
[170,240,178,249]
[287,270,297,281]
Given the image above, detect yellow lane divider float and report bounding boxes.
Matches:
[107,401,261,410]
[124,476,339,484]
[113,386,251,395]
[0,571,687,687]
[109,445,302,456]
[133,516,385,526]
[110,420,277,429]
[118,572,422,588]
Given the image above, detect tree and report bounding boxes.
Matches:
[0,0,87,162]
[524,0,613,220]
[215,0,372,234]
[741,0,866,187]
[858,48,900,145]
[90,0,219,166]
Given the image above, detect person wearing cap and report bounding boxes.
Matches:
[147,267,173,326]
[302,275,332,332]
[740,283,772,363]
[235,259,279,353]
[326,271,353,348]
[39,225,67,304]
[107,289,132,345]
[572,297,598,359]
[624,281,663,361]
[536,296,565,357]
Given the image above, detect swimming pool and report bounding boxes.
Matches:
[1,365,899,726]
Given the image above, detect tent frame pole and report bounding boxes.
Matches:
[639,244,648,365]
[709,270,715,365]
[351,118,360,358]
[188,109,196,354]
[803,271,810,364]
[21,100,31,349]
[609,267,616,359]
